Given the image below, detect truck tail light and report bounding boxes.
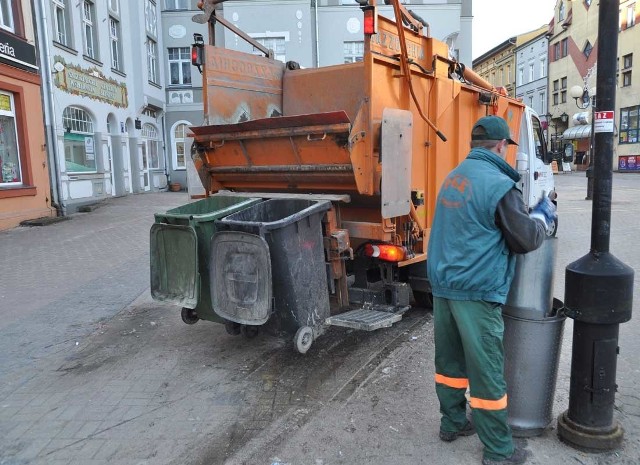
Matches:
[363,6,377,35]
[364,244,405,262]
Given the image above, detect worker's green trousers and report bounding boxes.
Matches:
[433,296,514,461]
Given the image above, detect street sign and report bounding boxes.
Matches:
[594,111,614,133]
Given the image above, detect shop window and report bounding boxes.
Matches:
[619,106,639,144]
[343,41,364,64]
[172,122,189,170]
[63,106,96,173]
[142,124,160,169]
[0,92,22,185]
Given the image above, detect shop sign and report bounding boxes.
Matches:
[0,29,38,72]
[619,155,638,171]
[53,57,128,108]
[85,136,94,155]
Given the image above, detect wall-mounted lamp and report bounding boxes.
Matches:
[134,118,142,130]
[52,61,65,74]
[560,112,569,123]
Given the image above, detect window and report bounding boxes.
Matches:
[173,123,189,169]
[0,0,14,32]
[110,18,122,70]
[539,92,546,114]
[168,47,192,85]
[559,1,565,21]
[619,106,639,144]
[553,79,559,91]
[560,77,567,104]
[62,106,96,173]
[623,53,633,69]
[540,57,546,78]
[145,0,157,36]
[142,124,160,169]
[628,4,636,27]
[0,92,22,185]
[499,68,503,86]
[53,0,69,45]
[554,43,560,61]
[623,70,632,86]
[343,41,364,63]
[507,65,511,82]
[553,93,559,105]
[561,38,568,58]
[552,79,560,106]
[165,0,190,9]
[253,36,286,62]
[83,1,98,59]
[109,0,119,14]
[529,63,535,82]
[583,41,593,58]
[518,67,523,86]
[561,90,566,103]
[147,38,158,83]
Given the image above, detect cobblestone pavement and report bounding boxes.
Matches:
[0,174,638,465]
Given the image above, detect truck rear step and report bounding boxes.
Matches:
[326,306,409,331]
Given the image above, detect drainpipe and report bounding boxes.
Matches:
[33,0,66,216]
[314,0,319,67]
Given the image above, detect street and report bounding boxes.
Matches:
[0,173,638,465]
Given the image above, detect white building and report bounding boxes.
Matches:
[37,0,168,213]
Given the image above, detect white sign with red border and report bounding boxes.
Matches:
[594,111,615,133]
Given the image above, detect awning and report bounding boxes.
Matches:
[563,125,591,140]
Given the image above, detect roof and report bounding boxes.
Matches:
[562,125,591,140]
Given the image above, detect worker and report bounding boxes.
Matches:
[426,115,556,465]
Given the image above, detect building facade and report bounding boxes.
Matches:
[36,0,168,214]
[0,0,54,230]
[548,0,640,171]
[160,0,472,188]
[515,28,549,117]
[472,37,517,96]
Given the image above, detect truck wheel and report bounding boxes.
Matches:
[413,291,434,309]
[294,326,314,354]
[181,308,199,325]
[241,325,259,339]
[224,321,241,336]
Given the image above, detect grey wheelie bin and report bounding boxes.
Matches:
[150,194,261,324]
[502,237,566,437]
[211,198,332,353]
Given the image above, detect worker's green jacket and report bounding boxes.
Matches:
[427,147,521,304]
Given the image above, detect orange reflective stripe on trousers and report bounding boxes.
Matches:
[469,394,508,410]
[435,373,469,389]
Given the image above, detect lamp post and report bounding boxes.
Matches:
[558,1,634,452]
[569,84,596,200]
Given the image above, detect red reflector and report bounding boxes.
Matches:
[364,244,405,262]
[363,9,376,35]
[191,46,202,66]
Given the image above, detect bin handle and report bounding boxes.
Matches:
[210,140,225,149]
[307,133,326,142]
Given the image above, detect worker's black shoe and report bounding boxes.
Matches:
[481,446,527,465]
[438,421,476,442]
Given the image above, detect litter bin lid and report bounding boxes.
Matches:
[150,223,199,308]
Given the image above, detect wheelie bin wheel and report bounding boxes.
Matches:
[241,325,259,339]
[224,321,242,336]
[294,326,314,354]
[181,308,199,325]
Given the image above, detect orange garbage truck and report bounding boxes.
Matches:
[150,0,557,353]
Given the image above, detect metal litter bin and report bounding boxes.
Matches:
[211,199,331,353]
[150,195,261,323]
[503,237,566,437]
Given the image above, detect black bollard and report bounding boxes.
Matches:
[557,0,634,451]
